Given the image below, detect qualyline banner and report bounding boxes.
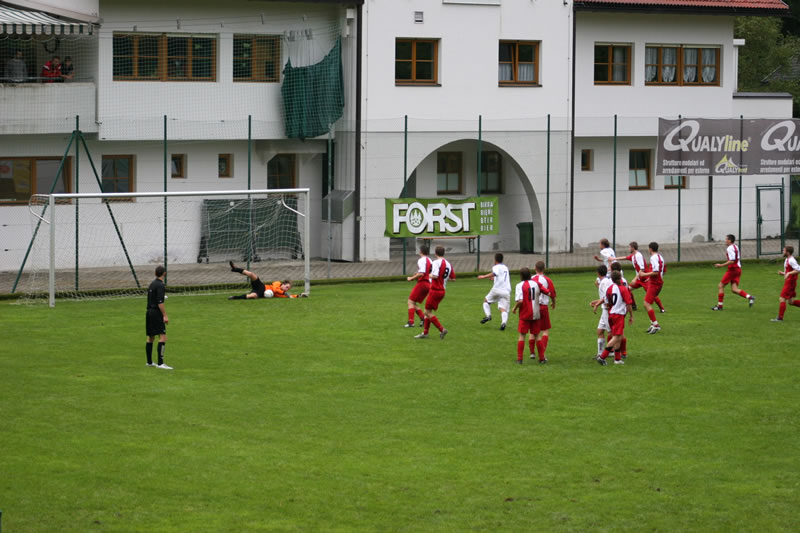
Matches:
[385,197,499,238]
[657,118,800,176]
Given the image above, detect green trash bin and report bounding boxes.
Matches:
[517,222,534,254]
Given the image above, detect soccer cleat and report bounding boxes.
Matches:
[229,260,237,271]
[414,332,429,339]
[659,308,666,313]
[749,296,755,308]
[771,317,784,322]
[146,362,157,367]
[614,359,625,365]
[480,316,492,324]
[648,325,661,334]
[539,358,547,365]
[403,322,415,328]
[645,325,654,333]
[711,305,723,311]
[516,359,523,365]
[596,356,607,366]
[500,323,506,331]
[157,363,173,370]
[439,328,448,340]
[530,354,536,359]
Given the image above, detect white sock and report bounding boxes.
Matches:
[483,302,491,317]
[501,311,508,325]
[597,338,605,355]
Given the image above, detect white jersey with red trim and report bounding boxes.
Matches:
[514,279,542,320]
[726,244,741,269]
[626,251,646,274]
[533,274,555,306]
[599,247,616,275]
[417,256,432,282]
[649,253,666,284]
[430,258,455,291]
[597,276,613,301]
[604,282,632,315]
[785,256,800,273]
[491,263,511,293]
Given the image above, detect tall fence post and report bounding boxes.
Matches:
[163,115,168,283]
[476,115,482,272]
[678,115,682,262]
[327,126,333,279]
[75,115,80,292]
[402,114,408,276]
[546,113,550,265]
[739,115,743,248]
[612,114,617,251]
[248,115,253,269]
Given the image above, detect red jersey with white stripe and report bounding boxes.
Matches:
[604,282,633,316]
[430,258,455,291]
[416,256,432,282]
[785,256,800,274]
[514,280,542,320]
[648,253,666,284]
[625,251,646,274]
[726,244,741,269]
[532,274,556,306]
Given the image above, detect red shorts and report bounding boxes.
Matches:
[408,281,430,303]
[780,277,797,300]
[538,305,551,331]
[425,289,445,311]
[630,277,646,290]
[517,318,541,336]
[645,281,663,304]
[721,268,741,286]
[608,313,626,336]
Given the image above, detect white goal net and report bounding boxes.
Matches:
[17,188,310,305]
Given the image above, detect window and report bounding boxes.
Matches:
[664,175,687,189]
[645,45,719,86]
[233,35,280,82]
[499,41,539,85]
[268,154,296,189]
[0,157,71,204]
[171,154,186,179]
[629,150,651,190]
[395,39,438,84]
[101,155,134,194]
[479,151,502,193]
[218,154,232,178]
[581,149,593,171]
[594,44,631,85]
[437,152,462,194]
[113,33,217,81]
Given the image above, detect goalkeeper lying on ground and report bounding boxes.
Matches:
[228,261,308,299]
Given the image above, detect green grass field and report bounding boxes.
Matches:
[1,263,798,532]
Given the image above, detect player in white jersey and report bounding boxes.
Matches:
[590,265,613,357]
[477,252,511,331]
[772,245,800,322]
[609,241,650,311]
[594,271,633,365]
[593,238,616,277]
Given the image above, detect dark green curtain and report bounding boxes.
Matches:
[282,37,344,140]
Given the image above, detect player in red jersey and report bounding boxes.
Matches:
[772,245,800,322]
[512,267,551,364]
[531,261,556,362]
[415,246,455,340]
[610,241,665,312]
[593,270,633,365]
[405,245,432,327]
[639,242,665,334]
[712,234,755,310]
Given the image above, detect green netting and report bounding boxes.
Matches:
[281,37,343,140]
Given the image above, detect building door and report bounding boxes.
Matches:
[756,183,785,257]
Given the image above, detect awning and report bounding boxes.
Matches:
[0,4,94,35]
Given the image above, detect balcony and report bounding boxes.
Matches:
[0,80,96,135]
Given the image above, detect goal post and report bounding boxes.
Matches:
[19,188,311,306]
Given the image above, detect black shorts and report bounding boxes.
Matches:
[146,309,166,336]
[251,278,267,298]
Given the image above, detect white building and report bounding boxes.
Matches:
[0,0,792,273]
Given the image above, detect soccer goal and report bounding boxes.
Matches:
[16,189,310,306]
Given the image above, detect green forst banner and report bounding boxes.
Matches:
[385,197,499,238]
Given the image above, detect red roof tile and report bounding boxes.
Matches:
[575,0,788,9]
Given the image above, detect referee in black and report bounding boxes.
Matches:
[146,265,172,369]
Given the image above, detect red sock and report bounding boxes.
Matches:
[423,318,430,334]
[779,301,787,319]
[718,293,725,304]
[647,308,656,322]
[600,349,610,360]
[416,308,425,320]
[621,337,627,356]
[614,351,622,361]
[408,309,415,323]
[430,316,443,332]
[528,339,536,357]
[517,340,524,361]
[655,297,664,310]
[536,340,547,360]
[739,291,750,299]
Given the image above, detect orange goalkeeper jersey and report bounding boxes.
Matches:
[268,281,298,298]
